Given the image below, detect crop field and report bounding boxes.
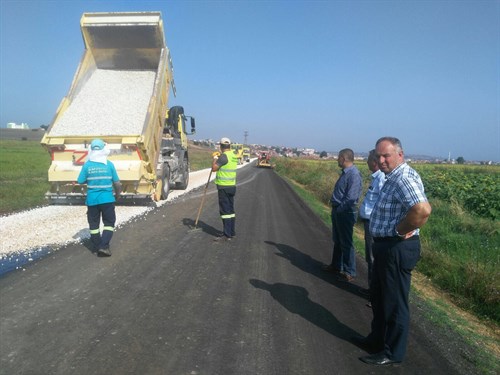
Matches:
[417,164,500,220]
[273,157,500,325]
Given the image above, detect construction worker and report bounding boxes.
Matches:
[77,139,122,256]
[212,137,238,241]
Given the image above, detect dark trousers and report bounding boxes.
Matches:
[363,219,375,285]
[87,203,116,250]
[330,208,357,276]
[369,237,421,361]
[218,186,236,238]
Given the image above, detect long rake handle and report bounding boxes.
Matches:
[194,170,213,228]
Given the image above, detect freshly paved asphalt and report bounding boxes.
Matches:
[0,163,469,374]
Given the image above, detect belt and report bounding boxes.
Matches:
[373,235,419,243]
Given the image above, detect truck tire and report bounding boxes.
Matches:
[160,167,171,200]
[175,161,189,190]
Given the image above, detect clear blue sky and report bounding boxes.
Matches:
[1,0,499,162]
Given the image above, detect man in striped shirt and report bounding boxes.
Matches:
[357,137,431,366]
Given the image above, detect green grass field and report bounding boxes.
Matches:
[0,140,51,214]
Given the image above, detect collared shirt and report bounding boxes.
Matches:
[330,165,363,213]
[359,169,386,220]
[369,162,428,238]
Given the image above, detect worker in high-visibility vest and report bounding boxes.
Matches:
[212,137,238,241]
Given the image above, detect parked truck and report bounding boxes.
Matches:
[231,143,244,165]
[242,147,251,162]
[40,12,195,204]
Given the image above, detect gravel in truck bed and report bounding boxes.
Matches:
[49,69,157,136]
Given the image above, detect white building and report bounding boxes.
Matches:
[7,122,30,129]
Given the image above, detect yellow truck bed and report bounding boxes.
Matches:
[41,12,175,204]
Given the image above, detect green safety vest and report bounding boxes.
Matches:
[215,150,238,186]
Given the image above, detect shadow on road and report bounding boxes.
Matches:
[249,279,361,343]
[182,218,221,237]
[264,240,368,299]
[80,238,98,255]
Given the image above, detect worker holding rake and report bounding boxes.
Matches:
[212,137,239,241]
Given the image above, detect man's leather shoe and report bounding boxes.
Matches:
[360,352,401,366]
[321,265,340,274]
[213,235,231,242]
[336,272,354,282]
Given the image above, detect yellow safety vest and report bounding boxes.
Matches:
[215,150,238,186]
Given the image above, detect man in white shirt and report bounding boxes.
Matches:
[359,150,385,296]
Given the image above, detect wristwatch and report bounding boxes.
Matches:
[395,229,406,238]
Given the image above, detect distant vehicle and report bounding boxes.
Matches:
[243,147,251,162]
[231,143,244,164]
[257,152,272,168]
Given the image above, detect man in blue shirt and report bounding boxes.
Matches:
[321,148,362,282]
[77,139,121,257]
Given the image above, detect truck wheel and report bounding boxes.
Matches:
[160,167,171,200]
[175,162,189,190]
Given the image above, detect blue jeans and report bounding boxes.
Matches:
[330,208,357,277]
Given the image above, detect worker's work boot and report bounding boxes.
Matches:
[90,233,101,252]
[97,247,112,257]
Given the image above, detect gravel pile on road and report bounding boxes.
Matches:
[50,69,156,136]
[0,168,214,260]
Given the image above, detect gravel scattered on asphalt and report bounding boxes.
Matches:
[0,168,214,258]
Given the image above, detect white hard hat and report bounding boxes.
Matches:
[220,137,231,145]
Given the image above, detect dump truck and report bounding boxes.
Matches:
[40,11,195,204]
[257,151,272,168]
[230,143,244,165]
[242,147,251,162]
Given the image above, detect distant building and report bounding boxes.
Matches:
[298,148,316,156]
[7,122,30,129]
